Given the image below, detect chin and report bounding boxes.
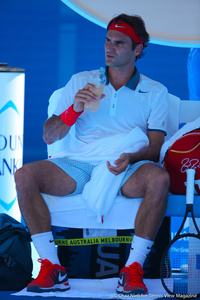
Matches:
[105,60,116,67]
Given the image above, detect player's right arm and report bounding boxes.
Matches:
[43,115,70,145]
[43,83,99,145]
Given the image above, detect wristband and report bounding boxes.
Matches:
[61,104,83,126]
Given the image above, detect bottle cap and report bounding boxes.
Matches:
[99,67,105,73]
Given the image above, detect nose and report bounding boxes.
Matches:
[105,41,116,52]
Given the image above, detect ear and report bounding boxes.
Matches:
[135,43,143,56]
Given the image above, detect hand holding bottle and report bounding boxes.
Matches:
[84,67,106,112]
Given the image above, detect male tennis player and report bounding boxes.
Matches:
[15,13,169,295]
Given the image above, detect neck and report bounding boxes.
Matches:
[108,65,135,90]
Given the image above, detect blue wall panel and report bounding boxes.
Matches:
[0,0,190,165]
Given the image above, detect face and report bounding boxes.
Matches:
[105,30,141,69]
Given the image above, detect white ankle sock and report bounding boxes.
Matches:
[31,231,60,265]
[125,235,153,267]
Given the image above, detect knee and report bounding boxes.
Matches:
[14,164,32,191]
[147,167,170,195]
[156,169,170,190]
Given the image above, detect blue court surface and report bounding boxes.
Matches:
[0,291,82,300]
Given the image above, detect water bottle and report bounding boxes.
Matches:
[84,67,106,112]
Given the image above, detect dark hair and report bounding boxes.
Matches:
[107,14,149,60]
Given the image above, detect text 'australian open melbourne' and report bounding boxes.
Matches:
[0,135,23,175]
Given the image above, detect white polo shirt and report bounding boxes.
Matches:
[54,68,168,147]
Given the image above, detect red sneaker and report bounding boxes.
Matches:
[27,259,70,293]
[116,262,148,295]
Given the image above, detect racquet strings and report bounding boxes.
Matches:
[162,234,200,296]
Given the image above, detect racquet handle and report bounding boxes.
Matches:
[186,168,195,205]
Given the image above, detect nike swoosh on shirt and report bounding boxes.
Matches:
[139,90,149,93]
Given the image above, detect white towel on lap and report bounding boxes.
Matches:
[82,127,149,222]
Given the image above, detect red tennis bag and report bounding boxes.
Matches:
[164,128,200,195]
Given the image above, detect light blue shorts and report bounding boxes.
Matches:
[49,158,152,196]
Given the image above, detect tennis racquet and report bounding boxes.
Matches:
[160,168,200,299]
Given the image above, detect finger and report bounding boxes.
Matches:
[107,162,118,174]
[106,161,111,168]
[114,153,124,164]
[108,167,119,175]
[114,153,129,165]
[78,88,98,99]
[75,90,98,104]
[107,164,121,175]
[84,83,96,90]
[114,157,124,166]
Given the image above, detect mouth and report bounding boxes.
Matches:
[106,53,116,60]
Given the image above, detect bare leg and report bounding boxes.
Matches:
[121,163,169,240]
[14,160,76,235]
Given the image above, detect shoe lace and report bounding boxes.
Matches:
[34,259,53,283]
[124,263,144,286]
